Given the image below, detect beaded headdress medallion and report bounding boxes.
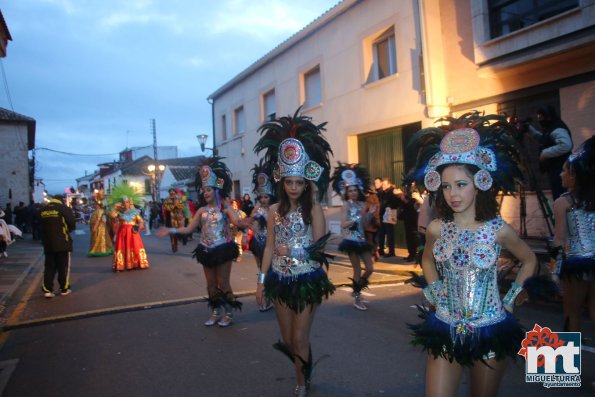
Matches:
[195,156,232,198]
[331,162,371,196]
[251,159,276,197]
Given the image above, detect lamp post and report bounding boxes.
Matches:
[197,134,217,155]
[148,164,165,201]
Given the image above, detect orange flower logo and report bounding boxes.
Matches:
[518,324,566,367]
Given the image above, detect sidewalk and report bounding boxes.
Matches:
[0,236,43,311]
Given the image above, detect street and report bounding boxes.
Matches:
[0,228,592,397]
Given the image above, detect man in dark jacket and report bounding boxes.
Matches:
[39,195,76,298]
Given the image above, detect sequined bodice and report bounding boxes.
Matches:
[254,206,269,238]
[271,206,318,277]
[566,207,595,258]
[342,201,365,241]
[115,209,141,225]
[199,207,227,247]
[432,218,506,331]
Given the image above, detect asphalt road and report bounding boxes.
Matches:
[0,227,592,397]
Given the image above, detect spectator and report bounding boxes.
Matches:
[376,177,399,257]
[240,193,254,217]
[528,106,573,200]
[39,195,76,298]
[13,202,27,233]
[3,203,12,225]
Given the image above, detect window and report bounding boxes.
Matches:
[263,90,276,121]
[234,106,245,136]
[366,27,397,84]
[144,179,152,194]
[303,66,321,109]
[489,0,579,38]
[221,114,227,141]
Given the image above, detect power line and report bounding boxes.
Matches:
[35,145,152,157]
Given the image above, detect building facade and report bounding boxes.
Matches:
[209,0,595,238]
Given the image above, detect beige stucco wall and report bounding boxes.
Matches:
[0,124,31,208]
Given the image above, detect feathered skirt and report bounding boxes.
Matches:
[408,306,525,366]
[264,267,335,313]
[561,255,594,279]
[338,238,372,255]
[249,234,266,266]
[192,241,239,268]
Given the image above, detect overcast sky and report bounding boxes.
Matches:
[1,0,339,194]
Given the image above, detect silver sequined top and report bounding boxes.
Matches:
[199,207,228,248]
[271,206,319,277]
[566,207,595,258]
[432,218,506,336]
[342,201,366,242]
[253,206,269,239]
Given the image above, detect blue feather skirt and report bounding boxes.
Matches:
[249,235,266,266]
[264,267,335,313]
[408,306,525,366]
[192,241,239,268]
[338,239,372,255]
[561,256,595,279]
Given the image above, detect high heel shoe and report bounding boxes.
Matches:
[204,309,220,326]
[294,385,307,396]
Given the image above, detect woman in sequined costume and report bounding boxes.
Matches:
[157,157,249,328]
[552,136,595,333]
[88,201,113,257]
[247,161,276,311]
[111,197,149,271]
[408,115,537,397]
[254,110,334,397]
[331,162,375,310]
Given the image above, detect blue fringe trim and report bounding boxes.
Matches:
[408,306,525,366]
[338,239,372,254]
[264,267,335,313]
[561,256,595,279]
[192,241,239,268]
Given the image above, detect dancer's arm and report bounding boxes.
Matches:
[256,204,277,306]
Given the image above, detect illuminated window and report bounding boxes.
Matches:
[303,66,321,108]
[263,89,276,121]
[234,106,245,136]
[489,0,578,38]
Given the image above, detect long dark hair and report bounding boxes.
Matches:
[568,136,595,211]
[277,177,313,225]
[434,164,499,222]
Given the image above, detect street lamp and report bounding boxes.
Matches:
[197,134,218,155]
[147,164,165,201]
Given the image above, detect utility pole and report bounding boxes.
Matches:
[151,119,161,201]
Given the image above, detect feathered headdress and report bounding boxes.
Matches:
[254,108,333,201]
[108,183,143,208]
[194,156,233,198]
[330,162,371,197]
[406,112,524,194]
[251,159,276,197]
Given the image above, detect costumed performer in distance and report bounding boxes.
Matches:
[247,159,277,312]
[109,184,149,271]
[330,162,375,311]
[254,109,335,397]
[407,113,537,397]
[551,135,595,333]
[88,194,113,257]
[157,156,251,328]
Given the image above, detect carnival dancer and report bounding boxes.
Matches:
[551,136,595,334]
[407,114,538,397]
[163,188,185,252]
[88,200,113,257]
[157,156,250,328]
[254,109,334,397]
[331,162,375,310]
[109,184,149,271]
[247,160,277,311]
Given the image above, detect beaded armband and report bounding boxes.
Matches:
[502,282,523,307]
[422,280,443,306]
